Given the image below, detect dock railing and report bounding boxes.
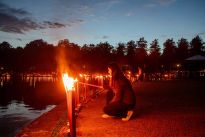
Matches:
[74,74,109,112]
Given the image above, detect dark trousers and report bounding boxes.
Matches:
[103,90,134,117]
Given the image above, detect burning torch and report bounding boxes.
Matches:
[62,73,76,137]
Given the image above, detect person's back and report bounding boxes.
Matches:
[113,76,136,107]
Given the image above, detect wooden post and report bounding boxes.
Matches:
[66,90,76,137]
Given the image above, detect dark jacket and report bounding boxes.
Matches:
[111,76,136,106]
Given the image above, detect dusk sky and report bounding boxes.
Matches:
[0,0,205,48]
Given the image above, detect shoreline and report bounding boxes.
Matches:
[15,101,67,137]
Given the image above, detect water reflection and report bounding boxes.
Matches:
[0,73,58,87]
[0,73,11,87]
[0,74,65,137]
[23,73,57,87]
[0,100,56,137]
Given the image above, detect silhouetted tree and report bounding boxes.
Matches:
[65,42,81,73]
[137,37,147,49]
[94,42,113,72]
[176,38,189,61]
[190,35,204,56]
[147,39,161,72]
[80,44,96,72]
[136,37,148,71]
[126,40,136,69]
[1,35,205,75]
[0,41,13,71]
[162,38,176,71]
[24,39,55,72]
[0,41,12,50]
[115,42,126,64]
[56,39,81,74]
[11,47,24,72]
[116,42,125,57]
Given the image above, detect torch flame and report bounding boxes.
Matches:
[62,73,75,92]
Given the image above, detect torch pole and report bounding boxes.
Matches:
[76,82,81,111]
[66,89,76,137]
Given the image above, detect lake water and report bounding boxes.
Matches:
[0,75,65,137]
[0,101,55,137]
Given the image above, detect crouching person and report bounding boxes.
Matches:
[102,62,136,121]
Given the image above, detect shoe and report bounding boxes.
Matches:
[122,110,134,121]
[102,114,114,118]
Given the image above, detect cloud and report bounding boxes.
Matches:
[94,0,121,13]
[109,0,121,5]
[154,0,176,6]
[43,21,65,29]
[77,5,94,16]
[0,2,30,16]
[102,35,109,39]
[198,32,205,36]
[144,0,176,8]
[16,38,22,41]
[144,3,157,8]
[79,5,90,12]
[125,11,135,17]
[0,2,67,34]
[69,19,84,24]
[0,13,40,34]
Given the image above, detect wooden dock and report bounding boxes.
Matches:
[16,80,205,137]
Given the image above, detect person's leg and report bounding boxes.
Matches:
[103,102,128,117]
[106,89,114,105]
[122,104,135,121]
[122,110,134,121]
[102,89,115,118]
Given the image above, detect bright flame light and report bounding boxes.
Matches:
[62,73,75,92]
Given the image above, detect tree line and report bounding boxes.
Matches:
[0,36,204,74]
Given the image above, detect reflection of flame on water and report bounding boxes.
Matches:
[62,73,75,91]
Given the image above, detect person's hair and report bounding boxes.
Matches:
[108,62,124,80]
